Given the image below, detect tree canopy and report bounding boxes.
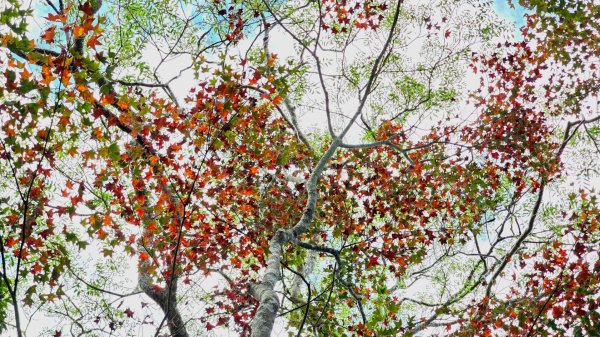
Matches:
[0,0,599,336]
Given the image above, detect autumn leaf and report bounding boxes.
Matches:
[87,34,102,50]
[100,93,116,106]
[272,95,283,105]
[45,13,66,23]
[552,305,563,319]
[367,255,379,267]
[20,68,32,80]
[73,25,87,39]
[117,100,129,110]
[267,54,277,67]
[124,308,134,318]
[41,27,56,43]
[31,263,43,275]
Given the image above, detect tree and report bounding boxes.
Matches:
[0,0,599,336]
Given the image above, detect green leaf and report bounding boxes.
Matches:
[107,143,121,161]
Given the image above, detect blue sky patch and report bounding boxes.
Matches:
[493,0,529,38]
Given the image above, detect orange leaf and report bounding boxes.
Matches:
[92,128,103,139]
[41,27,56,43]
[31,263,43,275]
[272,95,283,105]
[97,228,108,240]
[40,66,56,85]
[139,251,150,261]
[73,25,86,39]
[45,13,66,23]
[147,222,157,232]
[37,129,48,139]
[60,70,71,86]
[117,100,129,110]
[267,54,277,67]
[100,93,115,106]
[21,68,32,81]
[14,247,28,259]
[5,237,17,248]
[87,34,102,50]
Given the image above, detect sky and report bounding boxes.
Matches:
[493,0,529,38]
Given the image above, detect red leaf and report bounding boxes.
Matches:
[79,2,96,16]
[552,305,563,319]
[124,308,134,318]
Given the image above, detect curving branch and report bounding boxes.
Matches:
[249,1,405,335]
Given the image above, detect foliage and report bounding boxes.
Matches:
[0,0,599,337]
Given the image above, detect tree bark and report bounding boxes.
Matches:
[139,264,189,337]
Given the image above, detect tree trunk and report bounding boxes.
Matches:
[139,264,189,337]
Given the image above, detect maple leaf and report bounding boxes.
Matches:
[136,208,145,218]
[60,70,71,86]
[79,2,96,16]
[552,305,563,319]
[40,66,56,85]
[124,308,134,318]
[73,25,87,39]
[117,100,129,110]
[45,13,66,23]
[14,248,29,260]
[21,68,32,81]
[267,54,277,67]
[100,93,116,106]
[5,237,17,248]
[87,34,102,50]
[96,228,108,240]
[41,27,56,43]
[31,263,43,275]
[272,95,283,105]
[367,255,379,267]
[139,251,150,261]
